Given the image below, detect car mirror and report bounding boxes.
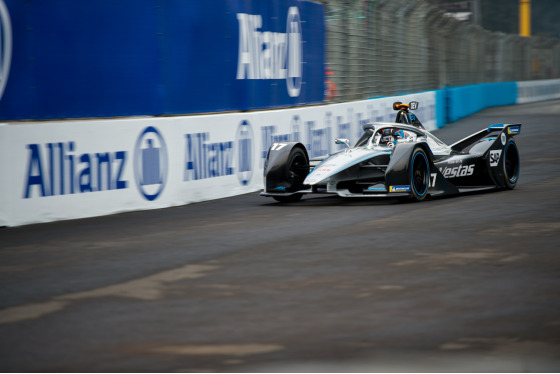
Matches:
[335,138,350,148]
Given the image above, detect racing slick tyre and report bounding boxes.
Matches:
[503,139,520,190]
[410,147,430,201]
[272,147,307,203]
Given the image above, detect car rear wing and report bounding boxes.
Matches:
[450,123,521,152]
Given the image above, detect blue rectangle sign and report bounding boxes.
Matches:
[0,0,325,120]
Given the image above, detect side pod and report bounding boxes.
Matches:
[385,142,459,197]
[385,142,421,188]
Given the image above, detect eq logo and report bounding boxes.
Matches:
[236,120,254,186]
[0,0,12,102]
[133,126,168,201]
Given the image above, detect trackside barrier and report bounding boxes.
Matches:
[1,78,558,227]
[444,82,518,123]
[517,79,560,104]
[0,92,435,227]
[441,78,560,123]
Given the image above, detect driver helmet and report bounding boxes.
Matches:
[381,128,409,146]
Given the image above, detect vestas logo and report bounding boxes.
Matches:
[236,6,302,97]
[0,0,12,101]
[134,126,168,201]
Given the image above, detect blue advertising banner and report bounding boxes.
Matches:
[0,0,324,120]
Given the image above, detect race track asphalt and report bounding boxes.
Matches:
[1,100,559,372]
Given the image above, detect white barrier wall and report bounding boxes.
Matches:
[0,123,7,226]
[517,79,560,104]
[0,92,436,227]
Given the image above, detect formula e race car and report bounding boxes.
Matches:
[261,101,521,202]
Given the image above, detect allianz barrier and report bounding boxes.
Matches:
[0,0,325,120]
[0,91,436,227]
[1,79,558,227]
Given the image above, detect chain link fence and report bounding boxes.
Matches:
[317,0,560,102]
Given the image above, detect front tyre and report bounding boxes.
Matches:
[503,140,520,189]
[272,147,307,203]
[410,147,430,201]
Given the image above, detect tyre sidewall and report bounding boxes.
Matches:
[285,147,308,192]
[410,147,429,201]
[503,140,520,189]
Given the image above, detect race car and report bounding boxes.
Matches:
[261,101,521,202]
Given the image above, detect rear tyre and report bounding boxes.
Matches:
[503,140,520,189]
[410,147,430,201]
[272,147,307,203]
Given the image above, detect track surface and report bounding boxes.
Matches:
[1,100,559,372]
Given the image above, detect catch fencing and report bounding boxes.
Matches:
[319,0,560,102]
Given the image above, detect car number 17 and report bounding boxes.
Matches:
[430,173,437,187]
[271,143,289,151]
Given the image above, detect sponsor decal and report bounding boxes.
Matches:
[389,185,410,192]
[0,0,12,102]
[182,120,256,187]
[501,133,507,145]
[291,115,303,143]
[23,126,169,202]
[236,120,254,186]
[236,6,302,97]
[489,150,502,167]
[440,164,475,179]
[446,158,462,165]
[306,120,331,158]
[334,112,351,149]
[367,186,386,191]
[23,142,127,198]
[508,126,520,134]
[134,126,168,201]
[184,134,234,182]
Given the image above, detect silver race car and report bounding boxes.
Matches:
[261,101,521,202]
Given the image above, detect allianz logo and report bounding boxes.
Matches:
[22,123,256,202]
[22,127,168,201]
[236,7,303,97]
[23,142,128,199]
[184,121,254,186]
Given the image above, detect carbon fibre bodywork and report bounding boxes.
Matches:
[261,104,521,202]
